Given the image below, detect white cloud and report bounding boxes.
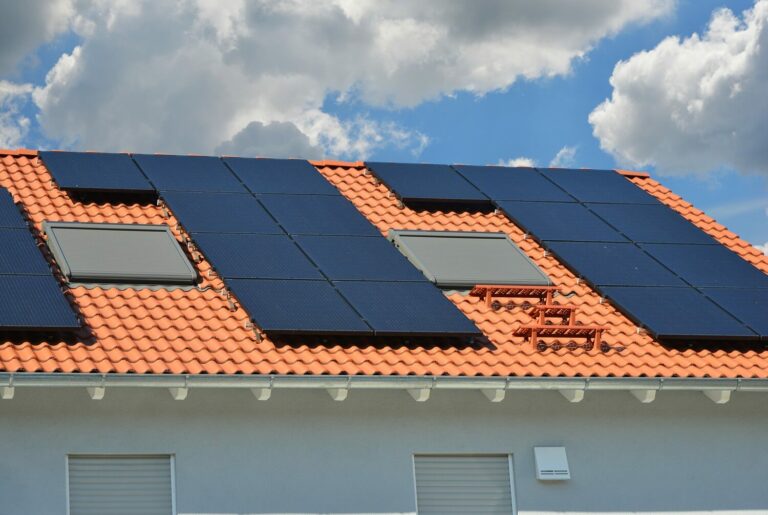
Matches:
[0,81,34,148]
[28,0,672,158]
[756,242,768,255]
[497,157,536,167]
[590,0,768,176]
[549,145,578,167]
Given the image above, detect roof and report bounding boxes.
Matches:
[0,149,766,379]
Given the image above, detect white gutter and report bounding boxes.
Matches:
[2,372,767,403]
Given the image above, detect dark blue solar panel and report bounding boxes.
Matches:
[294,235,427,282]
[39,151,154,192]
[601,286,757,340]
[258,194,380,236]
[228,278,371,334]
[0,189,27,228]
[0,228,51,275]
[588,203,715,244]
[539,168,660,204]
[640,244,768,289]
[453,165,574,202]
[701,288,768,339]
[495,201,627,242]
[366,162,488,204]
[193,233,323,280]
[133,154,246,193]
[0,275,79,329]
[546,242,685,287]
[334,281,480,336]
[161,191,282,234]
[224,158,339,195]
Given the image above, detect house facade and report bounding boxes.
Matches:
[0,149,766,515]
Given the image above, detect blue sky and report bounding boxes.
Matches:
[0,0,766,249]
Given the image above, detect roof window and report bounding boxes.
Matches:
[388,230,550,289]
[44,222,197,285]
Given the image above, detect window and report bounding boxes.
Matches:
[413,454,516,514]
[67,455,174,515]
[389,230,550,288]
[44,222,197,284]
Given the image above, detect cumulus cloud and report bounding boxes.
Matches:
[28,0,672,158]
[549,145,578,167]
[498,157,536,167]
[756,242,768,255]
[0,81,34,148]
[216,121,323,159]
[0,0,74,75]
[590,0,768,175]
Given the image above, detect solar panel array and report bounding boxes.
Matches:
[366,162,768,341]
[0,189,80,330]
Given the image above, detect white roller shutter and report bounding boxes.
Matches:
[68,455,173,515]
[414,454,514,514]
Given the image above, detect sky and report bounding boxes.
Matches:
[0,0,766,251]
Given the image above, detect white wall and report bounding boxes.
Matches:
[1,386,767,515]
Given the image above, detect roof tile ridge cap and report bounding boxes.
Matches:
[310,159,366,169]
[0,148,38,157]
[616,169,650,178]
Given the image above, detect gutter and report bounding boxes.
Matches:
[2,372,766,404]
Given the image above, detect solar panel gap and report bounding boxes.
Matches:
[132,154,246,193]
[39,151,155,193]
[537,167,661,204]
[452,165,576,203]
[223,157,341,196]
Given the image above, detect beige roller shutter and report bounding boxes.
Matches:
[414,454,514,514]
[68,455,173,515]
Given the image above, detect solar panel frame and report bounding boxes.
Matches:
[495,201,628,243]
[640,243,768,289]
[601,286,758,340]
[0,189,28,229]
[224,157,340,195]
[539,168,660,204]
[333,280,481,336]
[453,165,575,202]
[161,191,283,235]
[701,288,768,339]
[0,228,53,276]
[192,233,324,280]
[0,275,80,330]
[546,241,686,287]
[294,235,427,282]
[258,194,380,236]
[365,161,489,205]
[588,203,716,244]
[132,154,246,193]
[227,278,372,335]
[39,151,154,193]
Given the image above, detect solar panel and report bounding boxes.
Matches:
[588,203,715,244]
[161,191,282,234]
[192,233,323,280]
[601,286,757,340]
[224,157,339,195]
[0,228,52,275]
[640,244,768,289]
[0,275,80,330]
[39,151,154,192]
[334,281,481,336]
[0,189,27,228]
[539,168,660,204]
[365,162,489,205]
[258,194,380,236]
[132,154,246,193]
[227,278,372,334]
[495,201,627,242]
[453,165,574,202]
[546,242,686,287]
[294,235,427,282]
[701,288,768,339]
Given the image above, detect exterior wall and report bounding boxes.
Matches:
[1,386,767,515]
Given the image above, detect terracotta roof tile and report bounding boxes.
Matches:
[0,154,766,378]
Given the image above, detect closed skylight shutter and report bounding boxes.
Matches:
[68,455,173,515]
[414,455,514,514]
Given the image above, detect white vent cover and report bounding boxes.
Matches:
[534,446,570,480]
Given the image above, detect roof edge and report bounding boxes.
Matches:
[616,168,650,178]
[0,148,38,157]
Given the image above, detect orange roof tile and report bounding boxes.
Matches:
[0,152,766,378]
